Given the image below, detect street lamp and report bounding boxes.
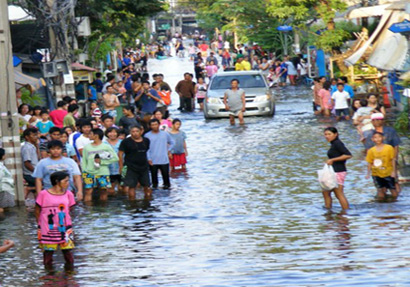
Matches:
[277,25,293,55]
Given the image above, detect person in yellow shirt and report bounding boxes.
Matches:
[241,58,251,71]
[235,58,244,71]
[365,131,397,200]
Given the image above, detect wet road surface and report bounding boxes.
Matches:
[1,56,410,286]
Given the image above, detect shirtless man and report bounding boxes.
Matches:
[102,85,120,121]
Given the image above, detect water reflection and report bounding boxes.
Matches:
[323,211,352,253]
[39,271,79,287]
[1,57,410,286]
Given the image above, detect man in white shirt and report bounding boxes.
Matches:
[75,121,93,159]
[331,83,351,121]
[102,75,116,94]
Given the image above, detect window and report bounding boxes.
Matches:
[210,75,266,90]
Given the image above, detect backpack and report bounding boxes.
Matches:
[158,90,172,106]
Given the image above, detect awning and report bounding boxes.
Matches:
[71,62,97,72]
[14,70,46,93]
[8,5,35,22]
[367,10,409,71]
[345,9,393,66]
[346,4,390,19]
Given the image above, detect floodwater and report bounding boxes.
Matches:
[1,56,410,287]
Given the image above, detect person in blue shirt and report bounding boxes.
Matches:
[330,78,337,93]
[278,59,288,87]
[88,85,97,101]
[145,119,175,189]
[122,54,131,67]
[134,81,162,115]
[93,73,104,93]
[123,71,132,92]
[36,111,55,137]
[331,76,354,98]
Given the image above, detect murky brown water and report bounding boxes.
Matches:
[1,56,409,286]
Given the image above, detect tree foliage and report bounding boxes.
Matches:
[185,0,286,53]
[76,0,166,64]
[266,0,348,52]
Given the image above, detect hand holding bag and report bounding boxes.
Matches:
[318,164,338,190]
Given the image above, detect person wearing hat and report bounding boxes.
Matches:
[364,113,400,152]
[235,57,244,71]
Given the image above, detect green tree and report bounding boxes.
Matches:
[186,0,286,53]
[266,0,349,52]
[76,0,167,64]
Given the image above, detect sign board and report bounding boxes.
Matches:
[388,19,410,34]
[277,25,292,32]
[160,24,170,30]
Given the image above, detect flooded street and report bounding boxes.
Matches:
[2,57,410,286]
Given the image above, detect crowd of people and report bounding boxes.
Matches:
[316,75,401,210]
[0,37,404,271]
[188,40,309,89]
[0,53,193,268]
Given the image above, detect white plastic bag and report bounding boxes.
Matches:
[317,164,338,190]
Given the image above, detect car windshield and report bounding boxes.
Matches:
[210,74,266,90]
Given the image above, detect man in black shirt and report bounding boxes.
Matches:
[118,105,140,133]
[118,125,151,200]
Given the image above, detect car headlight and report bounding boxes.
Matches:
[207,97,222,104]
[254,95,270,102]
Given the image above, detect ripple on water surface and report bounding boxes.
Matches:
[1,57,410,286]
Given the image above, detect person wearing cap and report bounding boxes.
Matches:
[364,113,401,152]
[235,57,244,71]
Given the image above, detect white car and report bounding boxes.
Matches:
[203,71,275,119]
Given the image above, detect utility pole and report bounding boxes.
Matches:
[46,0,75,101]
[0,0,25,204]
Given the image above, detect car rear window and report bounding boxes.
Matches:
[210,75,266,90]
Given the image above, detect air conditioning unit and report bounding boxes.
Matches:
[76,17,91,37]
[55,59,69,74]
[42,62,58,78]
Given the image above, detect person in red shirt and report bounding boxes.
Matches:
[49,101,68,128]
[199,41,209,57]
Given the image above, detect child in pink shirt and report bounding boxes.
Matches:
[205,60,218,80]
[35,171,76,270]
[319,81,333,117]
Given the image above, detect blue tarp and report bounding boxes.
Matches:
[13,55,22,67]
[316,49,327,77]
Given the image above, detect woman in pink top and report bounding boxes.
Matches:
[35,171,76,270]
[205,60,218,80]
[153,109,172,131]
[319,81,333,117]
